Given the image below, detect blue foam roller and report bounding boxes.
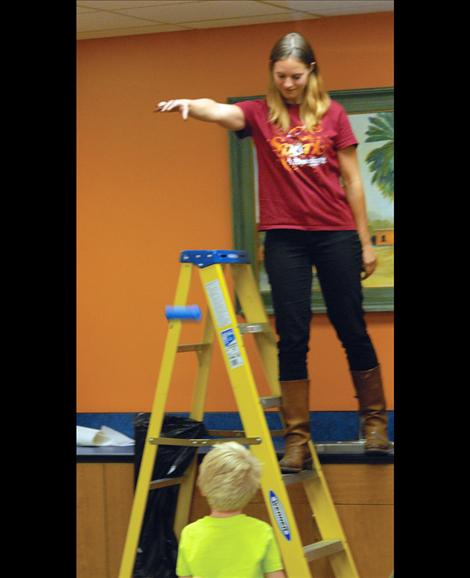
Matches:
[165,305,202,321]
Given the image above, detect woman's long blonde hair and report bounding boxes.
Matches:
[267,32,330,132]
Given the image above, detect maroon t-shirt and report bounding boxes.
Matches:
[234,98,358,231]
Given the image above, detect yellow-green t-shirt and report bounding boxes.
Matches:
[176,514,283,578]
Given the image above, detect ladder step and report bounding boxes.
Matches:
[208,428,285,437]
[282,469,318,486]
[238,322,269,334]
[207,429,286,438]
[176,343,210,353]
[177,343,211,352]
[260,395,281,409]
[149,436,262,446]
[207,429,245,438]
[149,476,183,490]
[303,540,345,561]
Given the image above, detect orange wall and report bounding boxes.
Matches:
[77,12,394,412]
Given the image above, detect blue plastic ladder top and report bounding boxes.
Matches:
[180,250,251,268]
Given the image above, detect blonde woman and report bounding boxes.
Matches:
[176,442,285,578]
[157,32,391,472]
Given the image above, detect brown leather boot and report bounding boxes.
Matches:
[278,379,312,473]
[351,365,392,453]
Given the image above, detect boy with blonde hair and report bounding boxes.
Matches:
[176,441,285,578]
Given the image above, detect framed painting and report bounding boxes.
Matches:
[228,87,394,313]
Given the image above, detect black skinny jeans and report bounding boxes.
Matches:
[264,229,378,381]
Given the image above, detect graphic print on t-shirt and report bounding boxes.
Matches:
[269,124,330,173]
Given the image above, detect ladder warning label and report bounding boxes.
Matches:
[205,280,232,328]
[220,328,244,368]
[269,490,291,541]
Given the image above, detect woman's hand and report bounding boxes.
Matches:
[155,99,190,120]
[361,244,378,279]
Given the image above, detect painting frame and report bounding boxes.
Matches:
[228,87,394,313]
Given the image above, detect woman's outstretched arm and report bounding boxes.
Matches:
[155,98,245,130]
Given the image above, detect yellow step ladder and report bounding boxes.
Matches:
[118,250,360,578]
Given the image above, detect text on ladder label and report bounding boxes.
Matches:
[220,328,244,368]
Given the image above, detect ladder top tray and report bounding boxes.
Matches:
[180,250,250,267]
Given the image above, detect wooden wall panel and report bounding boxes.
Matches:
[323,464,394,504]
[77,464,108,578]
[77,462,393,578]
[336,504,394,578]
[104,464,135,578]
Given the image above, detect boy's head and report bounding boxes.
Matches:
[197,441,261,512]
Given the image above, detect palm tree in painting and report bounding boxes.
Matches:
[364,112,394,201]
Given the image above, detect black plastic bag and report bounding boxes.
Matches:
[132,413,208,578]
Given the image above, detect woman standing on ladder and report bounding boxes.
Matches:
[156,32,391,472]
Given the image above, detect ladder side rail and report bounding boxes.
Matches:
[231,263,280,397]
[173,312,217,538]
[189,311,216,421]
[118,263,193,578]
[199,263,312,578]
[303,440,361,578]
